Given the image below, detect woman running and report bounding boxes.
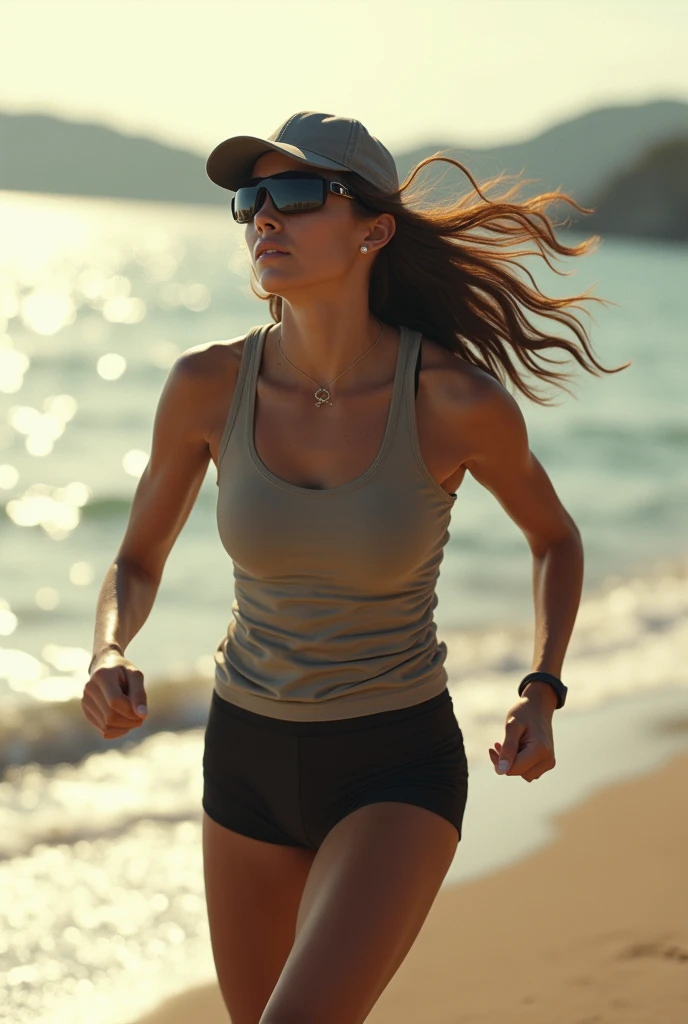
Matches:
[82,111,628,1024]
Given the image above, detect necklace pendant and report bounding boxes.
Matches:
[314,387,332,408]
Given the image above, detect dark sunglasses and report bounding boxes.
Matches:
[231,170,368,224]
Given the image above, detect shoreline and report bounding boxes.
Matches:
[133,711,688,1024]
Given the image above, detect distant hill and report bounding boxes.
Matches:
[0,113,211,206]
[397,99,688,203]
[1,99,688,241]
[581,136,688,241]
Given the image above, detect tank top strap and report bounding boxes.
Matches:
[401,322,422,390]
[216,323,269,474]
[389,323,422,447]
[240,322,270,435]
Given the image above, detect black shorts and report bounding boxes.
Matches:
[202,687,469,849]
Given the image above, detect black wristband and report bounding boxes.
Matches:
[518,671,567,709]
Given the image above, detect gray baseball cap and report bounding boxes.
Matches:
[206,111,399,194]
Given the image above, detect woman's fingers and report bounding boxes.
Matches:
[81,690,143,737]
[488,739,554,780]
[90,685,141,725]
[519,758,551,782]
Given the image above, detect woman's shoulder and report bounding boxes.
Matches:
[170,333,254,451]
[418,333,498,407]
[415,334,517,473]
[177,332,249,380]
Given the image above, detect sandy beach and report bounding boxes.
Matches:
[134,746,688,1024]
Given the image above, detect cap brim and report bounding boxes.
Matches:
[206,136,350,191]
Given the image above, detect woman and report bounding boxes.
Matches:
[82,112,628,1024]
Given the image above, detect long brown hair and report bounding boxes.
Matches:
[249,152,630,406]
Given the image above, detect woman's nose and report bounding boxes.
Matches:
[252,187,280,224]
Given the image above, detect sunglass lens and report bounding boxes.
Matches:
[232,175,325,223]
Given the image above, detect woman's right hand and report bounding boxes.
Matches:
[81,652,149,739]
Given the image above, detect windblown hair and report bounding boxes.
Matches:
[249,152,630,406]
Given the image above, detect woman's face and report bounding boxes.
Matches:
[242,150,388,295]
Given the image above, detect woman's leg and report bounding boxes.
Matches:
[259,800,459,1024]
[202,811,316,1024]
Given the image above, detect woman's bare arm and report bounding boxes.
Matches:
[456,374,584,781]
[460,375,583,688]
[89,349,213,670]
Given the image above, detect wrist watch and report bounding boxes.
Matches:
[518,671,568,709]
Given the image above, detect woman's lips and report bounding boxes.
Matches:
[257,251,290,261]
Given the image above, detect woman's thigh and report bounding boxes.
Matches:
[262,800,459,1024]
[202,811,315,1024]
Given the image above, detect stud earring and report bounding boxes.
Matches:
[360,245,368,253]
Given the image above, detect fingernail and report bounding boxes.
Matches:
[137,704,148,715]
[496,760,510,774]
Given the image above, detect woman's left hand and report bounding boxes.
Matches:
[488,688,557,782]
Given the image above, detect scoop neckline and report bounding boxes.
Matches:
[247,322,407,497]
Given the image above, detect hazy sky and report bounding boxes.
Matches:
[2,0,687,157]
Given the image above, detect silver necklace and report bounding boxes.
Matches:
[276,319,386,408]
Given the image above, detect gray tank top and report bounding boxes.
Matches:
[213,322,457,721]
